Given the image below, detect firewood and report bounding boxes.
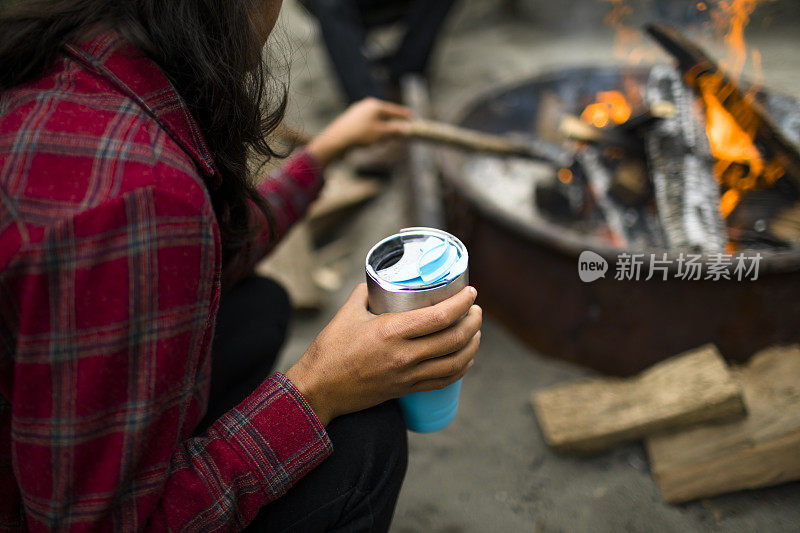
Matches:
[408,119,572,167]
[558,115,640,151]
[644,65,727,253]
[616,100,677,132]
[647,345,800,504]
[560,102,675,147]
[646,23,800,187]
[531,344,746,455]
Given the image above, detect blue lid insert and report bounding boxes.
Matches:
[376,235,467,287]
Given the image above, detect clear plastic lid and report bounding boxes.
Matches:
[366,228,468,288]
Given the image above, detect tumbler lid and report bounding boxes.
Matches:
[366,228,468,289]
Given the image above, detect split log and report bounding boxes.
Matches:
[644,64,727,252]
[647,344,800,504]
[531,344,746,454]
[646,23,800,187]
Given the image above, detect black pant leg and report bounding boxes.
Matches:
[388,0,458,82]
[196,275,290,434]
[307,0,386,102]
[201,275,408,531]
[246,400,408,533]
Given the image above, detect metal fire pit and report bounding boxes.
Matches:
[437,65,800,376]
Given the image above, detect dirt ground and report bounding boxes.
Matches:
[271,1,800,531]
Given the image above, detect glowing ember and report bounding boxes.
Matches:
[580,91,633,128]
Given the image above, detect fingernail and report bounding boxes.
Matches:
[476,330,482,340]
[469,287,477,299]
[471,305,482,315]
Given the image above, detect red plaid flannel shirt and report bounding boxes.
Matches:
[0,31,332,531]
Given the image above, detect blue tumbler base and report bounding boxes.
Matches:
[399,379,462,433]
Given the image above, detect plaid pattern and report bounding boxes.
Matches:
[0,31,331,531]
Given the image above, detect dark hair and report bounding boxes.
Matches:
[0,0,285,266]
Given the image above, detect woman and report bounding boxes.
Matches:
[0,0,482,531]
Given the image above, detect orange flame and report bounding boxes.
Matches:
[595,0,781,222]
[700,77,763,183]
[710,0,774,80]
[580,91,633,128]
[601,0,657,63]
[701,0,776,217]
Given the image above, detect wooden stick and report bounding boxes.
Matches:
[409,119,532,157]
[616,100,677,132]
[645,23,800,186]
[409,119,573,166]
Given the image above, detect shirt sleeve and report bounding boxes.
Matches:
[224,149,324,285]
[5,185,332,531]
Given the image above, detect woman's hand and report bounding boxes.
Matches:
[305,98,412,166]
[285,284,482,426]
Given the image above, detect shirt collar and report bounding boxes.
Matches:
[64,30,221,186]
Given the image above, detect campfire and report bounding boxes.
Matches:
[447,0,800,255]
[435,0,800,374]
[528,20,800,254]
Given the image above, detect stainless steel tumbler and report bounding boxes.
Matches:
[365,227,469,314]
[365,227,469,432]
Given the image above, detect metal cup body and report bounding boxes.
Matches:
[365,227,468,432]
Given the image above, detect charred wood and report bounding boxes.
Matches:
[644,65,726,252]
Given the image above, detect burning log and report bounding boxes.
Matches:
[616,100,677,132]
[644,65,727,252]
[559,115,641,152]
[645,23,800,188]
[561,101,676,148]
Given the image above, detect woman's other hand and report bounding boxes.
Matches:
[285,284,482,426]
[306,98,412,165]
